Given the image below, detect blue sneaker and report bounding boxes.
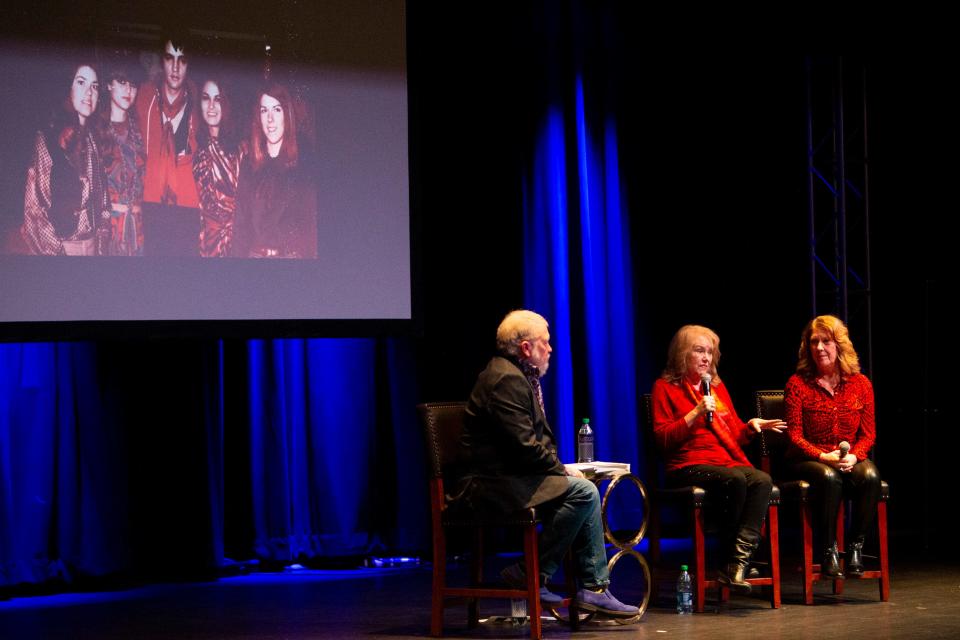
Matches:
[576,588,639,618]
[500,564,564,606]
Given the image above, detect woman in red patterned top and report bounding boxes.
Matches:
[193,77,243,257]
[652,325,785,592]
[784,315,881,579]
[100,56,145,256]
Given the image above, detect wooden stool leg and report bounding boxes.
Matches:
[767,504,781,609]
[523,525,543,640]
[430,482,446,636]
[693,505,707,613]
[878,501,890,601]
[802,502,815,605]
[834,503,845,595]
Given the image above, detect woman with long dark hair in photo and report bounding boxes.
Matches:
[193,76,243,257]
[22,61,110,255]
[232,82,317,259]
[99,56,146,256]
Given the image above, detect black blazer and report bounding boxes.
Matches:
[459,356,569,512]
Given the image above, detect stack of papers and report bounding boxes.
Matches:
[567,461,631,479]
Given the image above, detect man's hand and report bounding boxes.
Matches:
[565,464,585,478]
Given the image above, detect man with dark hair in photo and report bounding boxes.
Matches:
[135,31,201,256]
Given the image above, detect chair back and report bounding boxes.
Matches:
[417,402,470,480]
[639,393,664,487]
[753,390,791,477]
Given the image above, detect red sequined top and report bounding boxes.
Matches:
[784,373,876,461]
[651,377,753,472]
[193,138,242,257]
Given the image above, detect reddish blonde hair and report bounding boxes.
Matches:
[796,315,861,378]
[250,82,299,170]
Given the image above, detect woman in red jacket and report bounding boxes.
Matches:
[652,325,785,592]
[784,315,881,579]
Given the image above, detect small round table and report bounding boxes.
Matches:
[549,466,651,624]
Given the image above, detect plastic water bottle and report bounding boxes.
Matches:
[577,418,594,463]
[676,564,693,614]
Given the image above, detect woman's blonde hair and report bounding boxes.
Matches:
[796,314,860,378]
[661,325,722,384]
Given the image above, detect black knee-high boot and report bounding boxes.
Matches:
[719,531,759,593]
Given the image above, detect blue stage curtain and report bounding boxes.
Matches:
[0,337,426,589]
[522,3,642,530]
[245,337,425,561]
[0,343,129,587]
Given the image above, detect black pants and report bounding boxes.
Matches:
[666,465,773,546]
[142,202,200,257]
[786,459,881,549]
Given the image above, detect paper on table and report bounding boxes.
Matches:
[567,461,631,479]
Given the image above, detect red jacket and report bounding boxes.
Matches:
[651,377,753,472]
[135,79,200,208]
[784,373,876,461]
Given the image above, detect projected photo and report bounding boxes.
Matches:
[0,2,410,327]
[11,35,321,259]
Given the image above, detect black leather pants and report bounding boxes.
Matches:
[667,465,773,544]
[787,459,881,547]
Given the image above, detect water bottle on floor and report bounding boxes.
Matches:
[676,564,693,614]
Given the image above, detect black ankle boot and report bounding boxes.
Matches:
[718,532,758,594]
[847,537,865,577]
[719,563,751,593]
[822,542,844,579]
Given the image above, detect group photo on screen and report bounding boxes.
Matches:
[0,2,410,327]
[4,31,319,259]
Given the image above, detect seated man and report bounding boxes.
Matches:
[458,309,637,617]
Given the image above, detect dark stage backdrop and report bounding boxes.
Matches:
[1,4,955,592]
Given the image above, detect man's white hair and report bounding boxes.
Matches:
[496,310,548,357]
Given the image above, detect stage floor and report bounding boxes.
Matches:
[1,559,957,639]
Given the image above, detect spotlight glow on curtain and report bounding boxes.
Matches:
[524,105,576,463]
[523,76,641,527]
[0,343,127,587]
[246,337,425,561]
[248,339,379,559]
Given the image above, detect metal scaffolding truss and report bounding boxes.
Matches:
[804,55,873,376]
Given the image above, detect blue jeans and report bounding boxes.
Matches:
[537,476,609,589]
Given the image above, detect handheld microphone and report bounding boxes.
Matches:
[701,373,713,426]
[838,441,850,462]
